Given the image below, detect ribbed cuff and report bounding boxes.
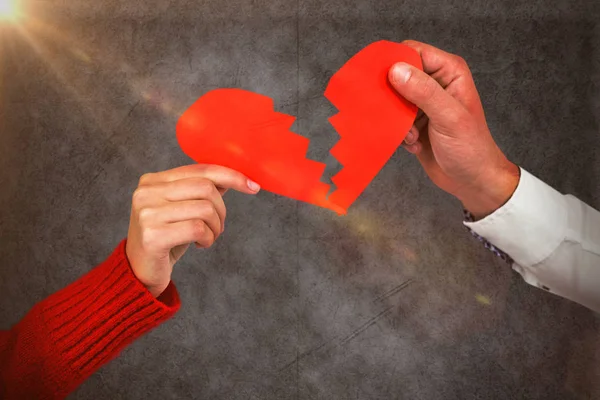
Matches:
[39,240,180,396]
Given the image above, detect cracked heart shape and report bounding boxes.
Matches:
[176,40,422,215]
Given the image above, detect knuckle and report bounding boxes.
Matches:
[192,220,207,238]
[138,173,153,186]
[201,234,215,248]
[198,200,218,217]
[132,187,147,207]
[141,227,159,249]
[454,56,471,74]
[197,179,217,196]
[401,39,418,48]
[138,207,154,223]
[194,164,210,173]
[454,55,467,66]
[201,164,219,174]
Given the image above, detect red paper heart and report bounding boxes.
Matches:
[177,40,422,214]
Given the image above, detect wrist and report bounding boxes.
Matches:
[460,160,520,220]
[125,241,168,298]
[146,284,168,298]
[134,272,168,298]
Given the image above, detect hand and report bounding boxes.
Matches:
[388,40,520,219]
[126,164,261,297]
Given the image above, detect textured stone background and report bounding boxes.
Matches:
[1,0,599,398]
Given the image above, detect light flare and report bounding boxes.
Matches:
[0,0,21,22]
[475,294,491,306]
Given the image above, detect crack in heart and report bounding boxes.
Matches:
[288,99,342,196]
[176,40,422,215]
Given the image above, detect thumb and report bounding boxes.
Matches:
[388,62,462,123]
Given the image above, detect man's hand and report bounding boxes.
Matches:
[126,164,260,297]
[388,40,520,218]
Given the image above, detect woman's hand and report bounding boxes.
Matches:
[126,164,260,297]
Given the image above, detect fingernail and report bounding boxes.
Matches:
[391,63,412,84]
[405,129,415,143]
[247,179,260,192]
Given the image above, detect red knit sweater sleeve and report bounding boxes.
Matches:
[0,240,181,399]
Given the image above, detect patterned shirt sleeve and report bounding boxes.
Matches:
[463,209,514,265]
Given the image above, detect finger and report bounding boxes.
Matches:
[401,40,482,113]
[139,164,260,194]
[388,62,466,127]
[142,200,222,239]
[413,129,438,172]
[134,178,227,230]
[403,141,422,154]
[404,125,420,145]
[401,40,470,88]
[163,219,216,249]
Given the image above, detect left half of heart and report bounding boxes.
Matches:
[176,88,346,214]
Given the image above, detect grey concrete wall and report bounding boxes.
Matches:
[1,0,599,398]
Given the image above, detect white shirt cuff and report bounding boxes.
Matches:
[463,167,568,267]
